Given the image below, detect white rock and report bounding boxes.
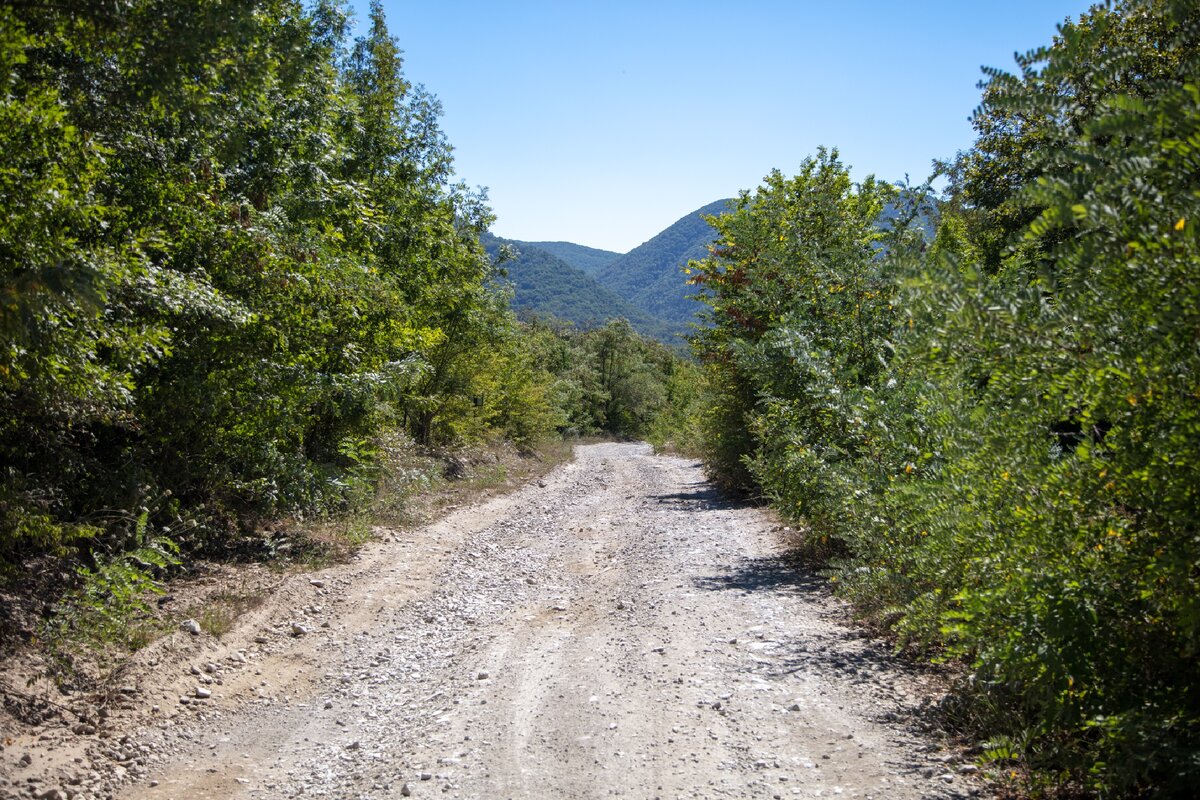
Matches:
[181,619,201,636]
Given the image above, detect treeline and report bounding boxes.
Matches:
[0,1,686,581]
[689,1,1198,795]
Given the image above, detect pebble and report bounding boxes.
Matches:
[37,788,66,800]
[21,444,969,800]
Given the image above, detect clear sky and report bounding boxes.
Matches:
[350,1,1097,253]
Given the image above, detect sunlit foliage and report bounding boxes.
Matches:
[693,2,1200,793]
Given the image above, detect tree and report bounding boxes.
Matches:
[688,149,902,505]
[939,0,1195,278]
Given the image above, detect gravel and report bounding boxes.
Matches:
[63,443,981,799]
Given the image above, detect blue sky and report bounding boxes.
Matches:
[350,1,1097,253]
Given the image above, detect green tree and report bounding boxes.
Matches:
[0,0,504,565]
[688,149,905,510]
[880,2,1200,790]
[939,0,1194,279]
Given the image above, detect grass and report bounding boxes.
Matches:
[194,591,267,638]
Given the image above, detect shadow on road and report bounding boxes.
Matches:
[649,480,753,512]
[692,547,942,724]
[692,553,826,595]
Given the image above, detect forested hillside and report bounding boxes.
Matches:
[513,241,620,276]
[687,1,1200,795]
[481,235,678,343]
[596,199,731,330]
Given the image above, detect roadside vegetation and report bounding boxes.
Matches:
[3,0,1196,796]
[686,1,1199,795]
[0,0,689,682]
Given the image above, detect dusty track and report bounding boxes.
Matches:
[11,443,982,799]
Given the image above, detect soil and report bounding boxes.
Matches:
[0,443,986,799]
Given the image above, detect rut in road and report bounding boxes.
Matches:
[126,443,977,799]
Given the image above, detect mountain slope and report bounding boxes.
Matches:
[513,241,621,276]
[596,199,731,330]
[482,234,680,343]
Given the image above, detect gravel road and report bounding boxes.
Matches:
[94,443,981,799]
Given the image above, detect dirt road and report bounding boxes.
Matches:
[42,443,981,799]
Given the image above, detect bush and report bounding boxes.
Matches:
[693,3,1200,793]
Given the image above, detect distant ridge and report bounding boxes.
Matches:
[513,241,621,276]
[493,194,937,346]
[482,233,680,343]
[596,199,732,332]
[486,199,733,344]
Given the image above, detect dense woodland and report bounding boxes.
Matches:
[0,0,691,649]
[1,0,1198,796]
[688,1,1199,795]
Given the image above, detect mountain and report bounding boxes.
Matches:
[512,241,621,276]
[595,199,731,332]
[482,234,681,344]
[493,195,929,345]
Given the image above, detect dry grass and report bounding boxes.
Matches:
[194,591,267,638]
